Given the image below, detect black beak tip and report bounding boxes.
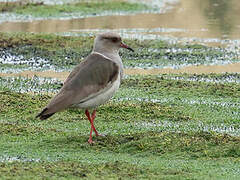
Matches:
[128,47,134,52]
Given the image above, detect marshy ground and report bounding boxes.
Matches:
[0,0,240,179]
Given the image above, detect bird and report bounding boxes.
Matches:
[36,32,134,144]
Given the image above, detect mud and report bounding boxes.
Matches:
[1,63,240,81]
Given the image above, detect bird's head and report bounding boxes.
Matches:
[93,32,134,54]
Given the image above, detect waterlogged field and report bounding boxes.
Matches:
[0,0,163,23]
[0,0,240,179]
[1,32,239,73]
[0,33,240,179]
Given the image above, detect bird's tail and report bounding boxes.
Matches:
[36,108,55,120]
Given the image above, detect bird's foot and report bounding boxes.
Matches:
[88,133,106,144]
[88,138,95,144]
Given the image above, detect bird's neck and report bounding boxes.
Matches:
[93,46,118,55]
[93,48,120,61]
[92,49,123,78]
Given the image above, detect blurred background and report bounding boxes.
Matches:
[1,0,240,39]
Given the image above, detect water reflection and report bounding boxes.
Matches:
[202,0,236,38]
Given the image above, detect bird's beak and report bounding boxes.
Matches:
[120,42,134,52]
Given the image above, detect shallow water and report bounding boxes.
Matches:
[1,0,240,74]
[2,62,240,80]
[1,0,240,40]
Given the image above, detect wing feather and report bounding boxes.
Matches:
[37,53,119,119]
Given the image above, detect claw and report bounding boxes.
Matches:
[88,138,95,144]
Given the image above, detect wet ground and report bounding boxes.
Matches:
[0,0,240,39]
[0,0,240,76]
[2,62,240,82]
[1,1,240,179]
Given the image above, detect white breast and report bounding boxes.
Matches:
[75,73,120,109]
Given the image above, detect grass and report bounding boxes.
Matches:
[1,32,239,73]
[0,1,150,17]
[1,0,240,178]
[0,74,240,179]
[1,29,240,179]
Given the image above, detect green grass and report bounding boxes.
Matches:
[0,74,240,179]
[0,0,240,178]
[1,32,239,73]
[1,29,240,179]
[0,1,150,17]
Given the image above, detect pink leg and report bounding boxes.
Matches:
[88,126,93,144]
[91,110,99,136]
[85,110,94,143]
[85,109,99,144]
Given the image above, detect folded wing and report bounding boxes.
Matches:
[36,53,119,120]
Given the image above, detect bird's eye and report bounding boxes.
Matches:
[112,38,118,43]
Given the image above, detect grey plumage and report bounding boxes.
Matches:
[36,53,119,119]
[36,32,134,143]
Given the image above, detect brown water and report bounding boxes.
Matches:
[1,0,240,39]
[1,0,240,75]
[1,62,240,80]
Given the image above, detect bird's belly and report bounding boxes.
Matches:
[75,75,120,109]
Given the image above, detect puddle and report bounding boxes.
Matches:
[126,63,240,74]
[1,0,240,75]
[0,70,68,81]
[1,42,239,73]
[0,0,240,41]
[2,67,240,94]
[0,13,182,33]
[2,62,240,82]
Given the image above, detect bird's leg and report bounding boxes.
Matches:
[85,109,99,143]
[88,125,93,144]
[85,109,94,144]
[90,109,99,136]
